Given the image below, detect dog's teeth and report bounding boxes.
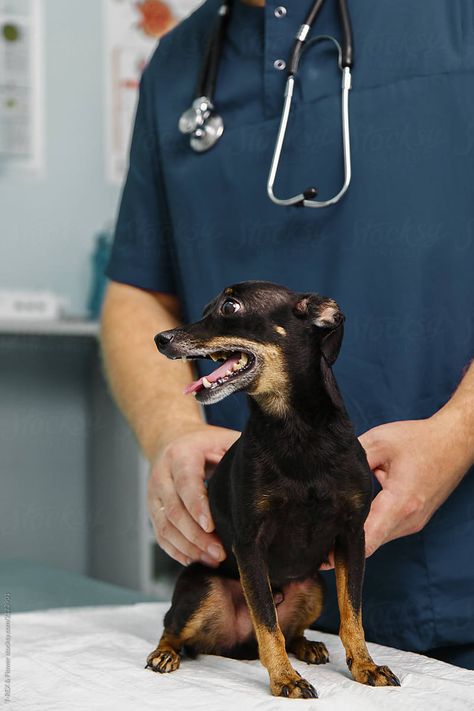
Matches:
[225,370,232,376]
[240,352,248,366]
[210,354,219,362]
[232,362,240,372]
[181,357,187,362]
[202,377,212,389]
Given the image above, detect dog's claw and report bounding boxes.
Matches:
[273,675,318,699]
[380,666,401,686]
[296,679,318,699]
[352,663,401,687]
[290,638,330,665]
[146,648,181,674]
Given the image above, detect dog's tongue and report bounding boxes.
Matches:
[184,353,241,395]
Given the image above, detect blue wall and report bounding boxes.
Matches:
[0,0,121,315]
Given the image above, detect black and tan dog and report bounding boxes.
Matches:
[146,281,400,698]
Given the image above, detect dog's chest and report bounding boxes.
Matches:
[258,488,343,583]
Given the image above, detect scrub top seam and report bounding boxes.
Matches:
[146,69,184,301]
[349,66,474,99]
[167,66,474,142]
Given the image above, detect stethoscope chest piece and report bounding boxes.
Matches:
[179,96,224,153]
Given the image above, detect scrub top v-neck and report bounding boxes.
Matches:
[107,0,474,659]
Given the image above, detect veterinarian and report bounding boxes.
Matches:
[100,0,474,668]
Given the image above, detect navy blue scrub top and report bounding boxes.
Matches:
[107,0,474,656]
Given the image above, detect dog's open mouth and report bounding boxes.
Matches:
[183,350,256,399]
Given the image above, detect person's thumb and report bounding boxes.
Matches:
[206,426,241,461]
[364,488,400,558]
[358,429,391,487]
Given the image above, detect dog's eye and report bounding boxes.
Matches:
[221,299,241,316]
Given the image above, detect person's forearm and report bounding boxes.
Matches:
[100,281,203,461]
[431,360,474,473]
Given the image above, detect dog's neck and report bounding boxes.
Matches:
[248,370,348,432]
[250,357,345,422]
[245,394,353,481]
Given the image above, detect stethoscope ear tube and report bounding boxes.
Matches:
[288,0,325,76]
[198,2,231,100]
[337,0,353,67]
[289,0,352,76]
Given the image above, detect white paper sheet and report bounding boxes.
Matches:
[8,602,474,710]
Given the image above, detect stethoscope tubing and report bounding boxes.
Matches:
[196,2,231,100]
[267,38,352,208]
[179,0,354,208]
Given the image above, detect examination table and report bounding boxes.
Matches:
[3,561,474,710]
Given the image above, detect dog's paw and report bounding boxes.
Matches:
[350,661,400,687]
[271,672,318,699]
[290,637,330,665]
[145,648,181,674]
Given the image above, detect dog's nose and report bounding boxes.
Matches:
[155,331,175,350]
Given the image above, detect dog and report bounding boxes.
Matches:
[146,281,400,698]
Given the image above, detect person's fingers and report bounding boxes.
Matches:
[154,531,219,568]
[148,426,240,567]
[153,517,201,564]
[171,448,216,534]
[151,501,221,567]
[155,475,226,561]
[149,495,203,559]
[156,538,192,568]
[166,428,240,534]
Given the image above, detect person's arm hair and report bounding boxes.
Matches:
[100,280,203,461]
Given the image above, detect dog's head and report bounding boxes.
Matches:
[155,281,344,416]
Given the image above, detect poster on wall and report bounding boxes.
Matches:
[0,0,43,176]
[104,0,202,185]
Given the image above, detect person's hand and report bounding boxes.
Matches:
[320,412,473,570]
[148,423,241,567]
[359,416,471,557]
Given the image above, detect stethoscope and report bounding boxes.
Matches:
[179,0,353,208]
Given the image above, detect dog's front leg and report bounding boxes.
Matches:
[334,530,400,686]
[233,542,317,699]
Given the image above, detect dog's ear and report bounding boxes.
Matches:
[320,319,344,365]
[294,294,345,410]
[293,294,345,366]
